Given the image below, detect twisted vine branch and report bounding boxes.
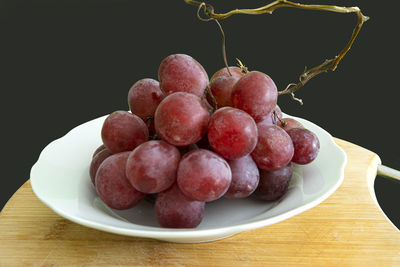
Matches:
[184,0,369,103]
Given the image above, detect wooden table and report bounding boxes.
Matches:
[1,138,399,266]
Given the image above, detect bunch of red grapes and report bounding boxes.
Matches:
[89,54,320,228]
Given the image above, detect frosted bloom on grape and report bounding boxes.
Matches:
[101,111,149,154]
[254,163,293,201]
[154,92,210,146]
[177,149,232,202]
[232,71,278,122]
[207,76,239,107]
[95,152,145,210]
[126,140,180,194]
[158,54,209,97]
[287,128,320,164]
[155,184,205,228]
[251,124,294,171]
[225,155,259,198]
[128,78,165,121]
[208,107,257,160]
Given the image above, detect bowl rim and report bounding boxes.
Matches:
[30,112,347,240]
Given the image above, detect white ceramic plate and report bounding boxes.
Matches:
[30,113,347,243]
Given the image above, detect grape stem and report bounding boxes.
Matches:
[236,58,249,74]
[196,3,232,77]
[273,109,286,126]
[185,0,369,103]
[204,85,218,110]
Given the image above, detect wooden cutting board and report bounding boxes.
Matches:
[1,138,399,266]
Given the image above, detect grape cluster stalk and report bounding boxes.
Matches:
[185,0,369,104]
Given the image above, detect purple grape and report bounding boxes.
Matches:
[154,92,210,146]
[128,78,165,121]
[101,111,149,154]
[251,124,294,171]
[177,149,232,202]
[95,152,145,210]
[225,155,260,198]
[92,144,106,158]
[287,128,320,164]
[211,66,244,81]
[253,163,293,201]
[258,105,283,126]
[231,71,278,122]
[278,118,304,132]
[125,140,180,194]
[207,76,240,107]
[89,148,112,186]
[208,107,258,160]
[275,105,283,119]
[155,183,205,228]
[158,54,209,98]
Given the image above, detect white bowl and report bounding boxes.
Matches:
[30,113,347,243]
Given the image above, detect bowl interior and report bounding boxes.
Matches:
[30,113,346,239]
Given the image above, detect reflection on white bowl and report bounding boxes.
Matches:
[30,113,347,243]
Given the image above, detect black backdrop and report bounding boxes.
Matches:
[1,0,399,228]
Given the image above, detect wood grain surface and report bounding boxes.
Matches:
[1,138,399,266]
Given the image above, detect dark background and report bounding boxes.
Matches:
[1,0,399,228]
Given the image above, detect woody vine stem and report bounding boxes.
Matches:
[185,0,369,104]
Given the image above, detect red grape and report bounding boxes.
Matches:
[225,155,259,198]
[158,54,209,97]
[125,140,180,194]
[211,66,244,81]
[207,76,239,107]
[274,105,283,125]
[128,78,165,121]
[95,152,145,210]
[287,128,320,164]
[155,183,205,228]
[231,71,278,122]
[101,111,149,154]
[154,92,210,146]
[251,124,294,171]
[177,149,232,202]
[258,112,275,126]
[208,107,258,160]
[275,105,282,119]
[202,97,214,112]
[279,118,304,131]
[92,144,106,158]
[89,148,112,185]
[253,163,293,201]
[258,105,283,126]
